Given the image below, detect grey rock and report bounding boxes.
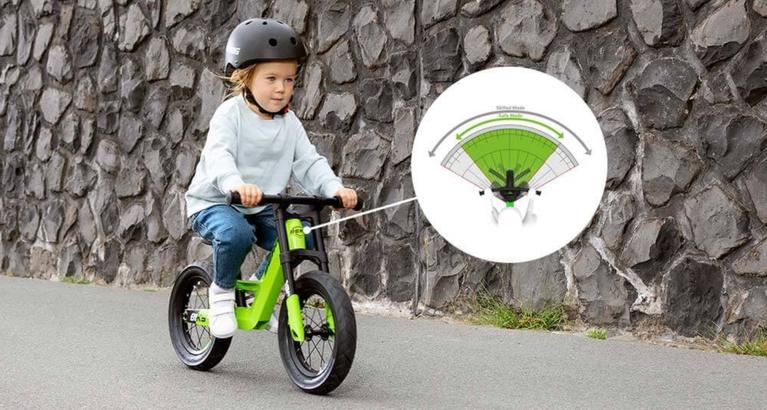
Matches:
[663,258,723,336]
[96,139,122,173]
[349,239,382,297]
[727,286,767,330]
[1,65,20,87]
[630,0,684,47]
[495,0,557,61]
[30,0,53,16]
[632,58,697,130]
[118,204,145,240]
[353,6,386,68]
[25,163,45,200]
[166,0,201,29]
[512,252,567,310]
[169,63,196,93]
[165,107,186,144]
[423,27,461,82]
[143,136,172,190]
[144,86,170,129]
[95,240,121,284]
[57,239,82,280]
[317,0,350,53]
[58,111,79,151]
[0,13,16,56]
[379,172,415,240]
[71,10,101,68]
[383,241,415,302]
[620,217,684,284]
[97,45,118,93]
[421,226,462,307]
[143,0,161,28]
[731,31,767,106]
[35,127,53,161]
[97,98,120,134]
[392,106,415,166]
[98,0,117,39]
[237,0,266,21]
[173,144,197,188]
[319,92,357,132]
[1,153,24,195]
[687,0,709,9]
[360,79,393,123]
[599,108,638,189]
[89,181,119,236]
[701,69,736,104]
[162,188,187,240]
[690,0,749,67]
[572,244,629,325]
[116,156,146,198]
[382,0,414,45]
[642,136,701,206]
[79,118,95,155]
[3,105,20,152]
[66,162,97,197]
[307,132,338,168]
[600,193,636,251]
[42,200,64,243]
[45,151,66,193]
[545,46,586,99]
[119,3,151,51]
[390,51,417,100]
[421,0,457,28]
[294,62,323,120]
[16,5,35,65]
[732,239,767,276]
[118,114,144,154]
[578,25,636,95]
[744,157,767,224]
[171,25,207,60]
[145,37,170,81]
[74,75,97,112]
[194,69,225,132]
[698,110,767,180]
[684,185,749,259]
[19,205,40,242]
[39,87,72,125]
[32,21,53,61]
[461,0,504,17]
[561,0,617,32]
[120,58,146,113]
[341,129,390,179]
[77,194,97,245]
[325,40,356,84]
[145,191,168,243]
[272,0,309,35]
[756,0,767,15]
[46,45,73,84]
[464,25,492,66]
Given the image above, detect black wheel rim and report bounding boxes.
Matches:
[290,293,336,376]
[182,279,213,354]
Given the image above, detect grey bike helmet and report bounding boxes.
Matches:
[224,18,307,76]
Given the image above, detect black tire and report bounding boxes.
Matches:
[277,271,357,395]
[168,263,232,371]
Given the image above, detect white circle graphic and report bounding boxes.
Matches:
[411,67,607,263]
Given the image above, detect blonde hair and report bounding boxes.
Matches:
[221,64,260,101]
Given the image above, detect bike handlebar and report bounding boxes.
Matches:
[227,191,364,211]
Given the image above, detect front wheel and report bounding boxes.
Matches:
[278,271,357,395]
[168,263,231,370]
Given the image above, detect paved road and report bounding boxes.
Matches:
[2,275,766,409]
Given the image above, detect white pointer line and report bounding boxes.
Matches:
[303,197,419,234]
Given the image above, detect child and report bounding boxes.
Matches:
[184,18,358,339]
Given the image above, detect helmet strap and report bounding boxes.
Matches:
[243,88,289,118]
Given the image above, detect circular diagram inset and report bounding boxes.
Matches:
[412,67,608,263]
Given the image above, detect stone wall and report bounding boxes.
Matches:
[1,0,766,337]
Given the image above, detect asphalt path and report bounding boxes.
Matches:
[2,276,766,409]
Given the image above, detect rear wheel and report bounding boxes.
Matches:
[168,263,231,370]
[277,271,357,395]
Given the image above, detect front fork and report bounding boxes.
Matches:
[279,216,307,342]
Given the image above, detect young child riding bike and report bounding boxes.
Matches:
[184,18,358,339]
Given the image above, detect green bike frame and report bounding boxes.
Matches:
[194,217,309,342]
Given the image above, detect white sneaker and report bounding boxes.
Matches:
[208,283,237,339]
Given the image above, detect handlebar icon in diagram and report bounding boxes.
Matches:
[411,67,608,263]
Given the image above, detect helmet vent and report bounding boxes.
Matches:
[269,38,278,46]
[262,21,268,25]
[290,37,296,44]
[245,20,252,25]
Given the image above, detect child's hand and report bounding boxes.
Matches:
[333,187,358,209]
[233,183,263,207]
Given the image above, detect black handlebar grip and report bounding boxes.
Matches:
[227,191,242,205]
[354,198,364,211]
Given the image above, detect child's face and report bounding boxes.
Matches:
[247,60,298,114]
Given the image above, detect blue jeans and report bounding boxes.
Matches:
[189,204,315,289]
